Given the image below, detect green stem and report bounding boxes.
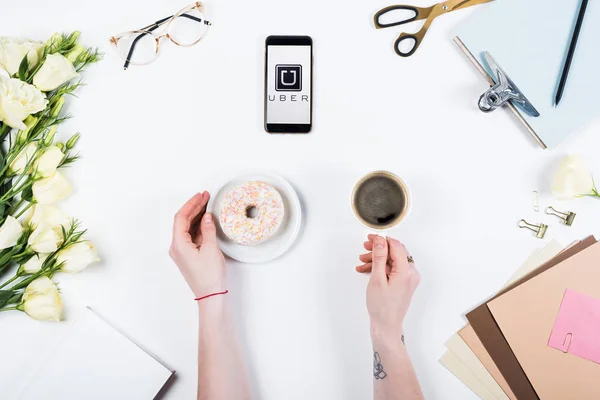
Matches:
[7,198,26,216]
[0,306,17,312]
[0,179,33,203]
[9,266,57,291]
[14,202,33,219]
[0,274,20,290]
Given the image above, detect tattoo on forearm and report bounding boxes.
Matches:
[373,351,387,380]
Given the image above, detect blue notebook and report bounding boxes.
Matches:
[455,0,600,148]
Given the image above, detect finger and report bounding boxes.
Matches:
[370,236,388,282]
[356,261,392,274]
[200,212,217,245]
[363,241,373,251]
[367,234,378,242]
[192,193,210,245]
[359,252,372,263]
[387,237,410,275]
[356,263,372,273]
[172,192,208,248]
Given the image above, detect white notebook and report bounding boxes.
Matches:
[19,308,174,400]
[456,0,600,148]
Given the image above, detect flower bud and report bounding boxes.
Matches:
[50,97,65,118]
[66,31,81,46]
[20,253,50,275]
[45,33,63,53]
[33,53,80,92]
[0,216,24,250]
[18,277,62,322]
[66,44,85,64]
[44,126,57,146]
[16,116,38,144]
[28,222,63,252]
[552,155,596,198]
[9,143,37,174]
[16,130,28,146]
[66,133,80,149]
[32,171,72,205]
[58,241,100,273]
[35,146,64,178]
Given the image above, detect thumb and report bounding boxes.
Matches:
[371,236,388,282]
[201,212,217,245]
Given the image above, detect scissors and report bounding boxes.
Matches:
[374,0,493,57]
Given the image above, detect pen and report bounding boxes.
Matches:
[555,0,588,106]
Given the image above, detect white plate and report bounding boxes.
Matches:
[211,173,302,264]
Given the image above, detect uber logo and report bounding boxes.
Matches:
[275,64,302,91]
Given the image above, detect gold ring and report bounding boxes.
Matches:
[407,256,414,263]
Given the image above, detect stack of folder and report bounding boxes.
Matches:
[441,237,600,399]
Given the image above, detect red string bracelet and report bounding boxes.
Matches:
[195,290,229,301]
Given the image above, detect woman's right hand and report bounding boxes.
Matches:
[357,235,420,340]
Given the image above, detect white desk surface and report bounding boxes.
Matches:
[2,1,600,399]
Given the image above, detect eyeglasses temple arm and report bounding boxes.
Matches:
[123,13,210,70]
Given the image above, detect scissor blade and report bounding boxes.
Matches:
[450,0,493,12]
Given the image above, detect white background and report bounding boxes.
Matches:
[2,1,600,399]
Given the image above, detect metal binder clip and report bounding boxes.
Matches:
[546,206,576,226]
[478,51,540,117]
[518,219,547,239]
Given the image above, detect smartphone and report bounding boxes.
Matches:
[264,35,313,133]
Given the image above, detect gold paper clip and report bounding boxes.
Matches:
[518,219,548,239]
[562,333,573,353]
[545,206,576,226]
[532,190,539,212]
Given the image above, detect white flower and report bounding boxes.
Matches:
[9,143,37,175]
[0,216,23,250]
[0,68,8,79]
[0,76,48,130]
[21,253,50,274]
[33,53,79,92]
[0,37,43,76]
[19,277,62,322]
[34,146,63,178]
[27,204,71,229]
[32,171,72,204]
[28,223,62,253]
[552,155,596,199]
[58,242,100,273]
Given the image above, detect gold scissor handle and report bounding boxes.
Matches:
[394,30,426,57]
[375,0,480,57]
[374,4,432,29]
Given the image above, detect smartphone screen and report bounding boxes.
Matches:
[264,36,313,133]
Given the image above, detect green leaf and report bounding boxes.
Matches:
[18,55,29,81]
[8,293,23,305]
[21,186,33,203]
[0,290,15,309]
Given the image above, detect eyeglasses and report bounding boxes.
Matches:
[110,2,211,70]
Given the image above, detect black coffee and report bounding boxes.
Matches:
[353,174,407,227]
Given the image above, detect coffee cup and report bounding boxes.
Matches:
[351,171,411,230]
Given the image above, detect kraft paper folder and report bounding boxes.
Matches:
[466,237,596,400]
[441,241,563,399]
[455,0,600,149]
[488,240,600,400]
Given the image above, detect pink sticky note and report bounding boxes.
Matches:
[548,289,600,364]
